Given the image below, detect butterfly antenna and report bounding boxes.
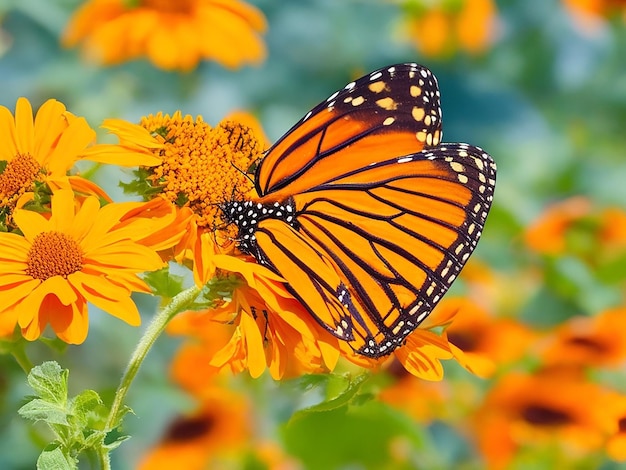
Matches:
[230,162,255,185]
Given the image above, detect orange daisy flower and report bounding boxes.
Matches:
[525,197,626,268]
[84,111,264,286]
[169,251,466,380]
[63,0,267,71]
[137,387,251,470]
[379,360,449,423]
[0,97,108,231]
[434,298,536,378]
[475,370,620,469]
[540,307,626,368]
[524,196,592,255]
[606,396,626,462]
[169,255,341,380]
[401,0,498,58]
[0,190,169,344]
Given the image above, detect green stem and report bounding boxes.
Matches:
[11,342,33,373]
[98,285,201,470]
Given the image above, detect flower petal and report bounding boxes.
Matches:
[14,97,34,155]
[0,103,18,160]
[33,99,69,161]
[69,271,141,326]
[46,117,96,175]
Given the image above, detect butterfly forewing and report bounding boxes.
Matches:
[256,63,443,201]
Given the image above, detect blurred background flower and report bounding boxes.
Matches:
[62,0,267,71]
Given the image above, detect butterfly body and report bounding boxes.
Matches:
[223,63,496,358]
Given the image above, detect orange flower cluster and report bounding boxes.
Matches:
[525,196,626,260]
[2,97,468,380]
[82,109,480,381]
[0,98,182,344]
[63,0,267,71]
[380,244,626,468]
[399,0,498,58]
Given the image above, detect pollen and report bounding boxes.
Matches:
[140,112,261,232]
[0,153,45,211]
[26,231,83,280]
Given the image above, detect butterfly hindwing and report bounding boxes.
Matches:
[256,63,443,202]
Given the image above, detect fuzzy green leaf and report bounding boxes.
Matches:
[36,444,77,470]
[69,389,107,429]
[142,266,186,300]
[27,361,68,405]
[18,398,69,425]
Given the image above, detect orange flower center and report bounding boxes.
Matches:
[619,417,626,433]
[0,153,44,209]
[521,405,571,426]
[26,231,84,280]
[141,0,195,13]
[164,414,214,442]
[140,112,260,233]
[566,335,607,353]
[447,331,478,352]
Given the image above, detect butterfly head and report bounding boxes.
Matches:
[221,198,298,256]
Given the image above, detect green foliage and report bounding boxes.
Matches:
[119,167,163,200]
[142,265,187,301]
[289,373,371,419]
[18,362,130,470]
[283,400,429,470]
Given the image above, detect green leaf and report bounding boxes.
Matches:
[119,167,162,199]
[142,266,186,300]
[18,398,69,425]
[82,430,108,450]
[103,433,131,452]
[36,444,77,470]
[293,373,332,392]
[26,361,68,405]
[69,389,107,429]
[290,373,369,420]
[283,400,427,470]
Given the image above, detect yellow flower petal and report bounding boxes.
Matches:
[14,97,34,155]
[33,99,70,158]
[46,117,96,174]
[69,271,141,326]
[81,144,163,166]
[0,104,18,160]
[51,297,89,344]
[241,311,266,378]
[12,208,49,242]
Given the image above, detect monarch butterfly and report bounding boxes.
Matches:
[223,63,496,358]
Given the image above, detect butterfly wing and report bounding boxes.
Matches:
[251,143,496,357]
[256,63,443,203]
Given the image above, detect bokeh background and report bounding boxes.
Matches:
[1,0,626,469]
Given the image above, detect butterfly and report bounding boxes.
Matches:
[223,63,496,358]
